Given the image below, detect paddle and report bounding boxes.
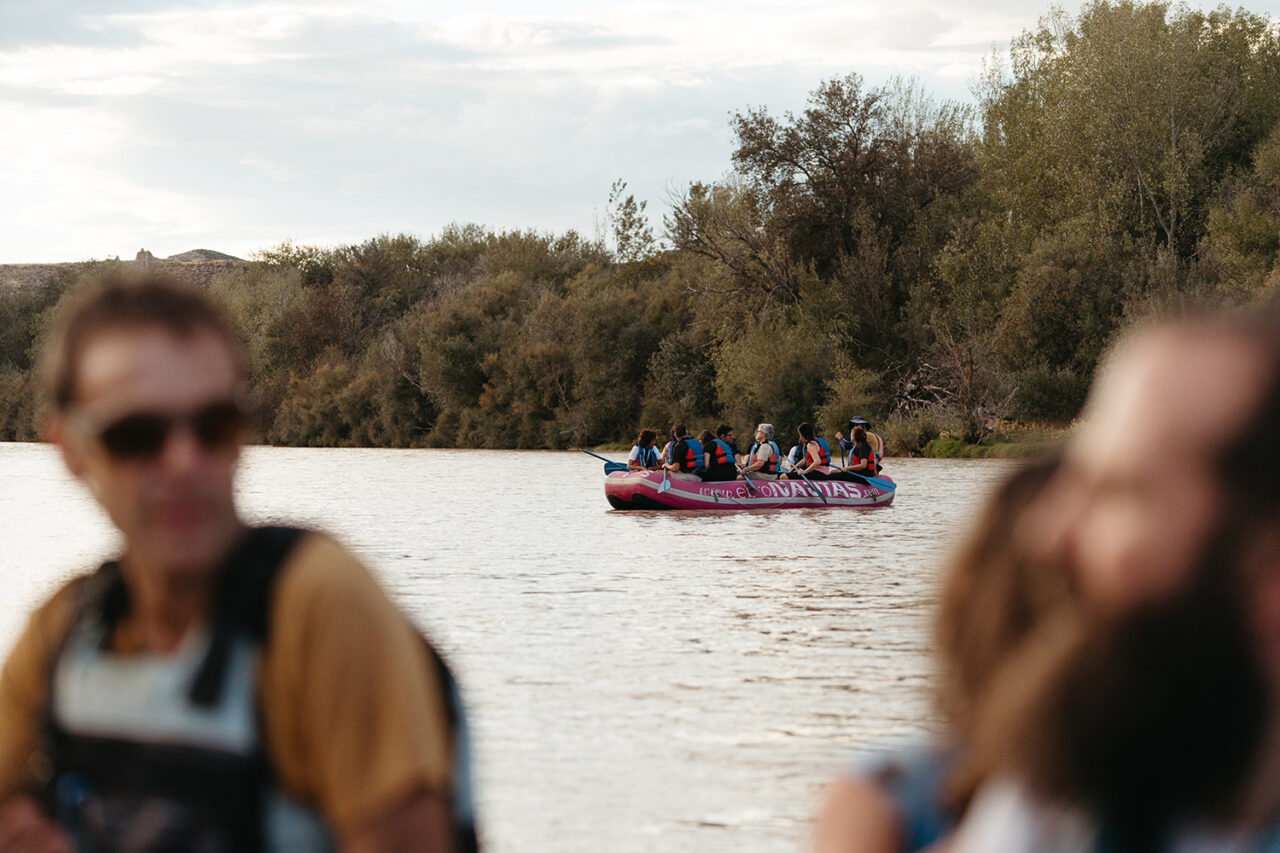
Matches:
[580,447,644,475]
[734,464,759,493]
[782,457,827,504]
[659,467,671,493]
[839,469,895,491]
[580,448,616,465]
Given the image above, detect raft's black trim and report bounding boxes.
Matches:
[607,494,675,510]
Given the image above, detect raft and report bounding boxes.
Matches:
[604,469,895,510]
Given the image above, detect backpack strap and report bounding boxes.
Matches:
[189,526,306,707]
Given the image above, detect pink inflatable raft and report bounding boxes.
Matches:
[603,469,896,511]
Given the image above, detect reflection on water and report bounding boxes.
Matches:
[1,444,1015,853]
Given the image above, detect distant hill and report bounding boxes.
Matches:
[0,249,248,290]
[166,249,242,262]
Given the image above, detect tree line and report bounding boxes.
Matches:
[4,0,1280,452]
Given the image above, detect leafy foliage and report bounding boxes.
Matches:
[7,1,1280,451]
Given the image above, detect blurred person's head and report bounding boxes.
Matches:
[40,272,248,580]
[635,428,657,448]
[853,426,867,444]
[932,455,1067,815]
[671,423,688,440]
[798,422,815,442]
[698,429,713,446]
[935,455,1067,736]
[964,314,1280,847]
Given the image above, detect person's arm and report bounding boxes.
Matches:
[0,796,72,853]
[343,788,454,853]
[263,535,457,851]
[802,441,822,474]
[627,446,641,470]
[0,586,80,851]
[813,777,902,853]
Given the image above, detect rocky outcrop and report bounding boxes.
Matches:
[0,250,248,291]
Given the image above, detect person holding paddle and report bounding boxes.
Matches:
[782,421,834,481]
[662,423,704,481]
[836,416,884,473]
[739,423,781,481]
[832,426,877,481]
[627,428,660,470]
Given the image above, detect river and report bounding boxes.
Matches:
[1,443,1015,852]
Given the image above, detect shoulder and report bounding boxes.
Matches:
[5,576,86,679]
[258,531,454,830]
[950,777,1096,853]
[0,575,88,800]
[269,531,398,625]
[814,776,902,853]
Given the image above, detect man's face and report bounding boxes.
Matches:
[1027,330,1269,612]
[53,325,244,579]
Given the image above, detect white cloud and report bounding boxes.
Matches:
[3,0,1280,261]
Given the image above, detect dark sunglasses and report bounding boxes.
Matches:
[79,400,246,460]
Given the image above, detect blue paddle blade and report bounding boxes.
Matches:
[658,470,671,493]
[603,462,629,474]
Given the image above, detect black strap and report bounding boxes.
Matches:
[189,526,305,707]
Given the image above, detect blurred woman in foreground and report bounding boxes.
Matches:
[813,455,1066,853]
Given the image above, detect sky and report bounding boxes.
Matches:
[4,1,1280,264]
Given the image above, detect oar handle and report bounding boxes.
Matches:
[782,458,827,503]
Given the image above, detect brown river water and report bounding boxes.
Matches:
[2,444,1016,852]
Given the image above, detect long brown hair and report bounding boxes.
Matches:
[933,454,1066,811]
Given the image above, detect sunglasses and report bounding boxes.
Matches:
[75,400,246,460]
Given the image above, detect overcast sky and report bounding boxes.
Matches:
[4,0,1279,263]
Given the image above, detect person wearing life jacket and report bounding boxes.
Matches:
[739,423,781,481]
[783,421,834,481]
[662,423,704,482]
[786,441,805,471]
[628,428,660,470]
[715,423,741,465]
[702,428,739,482]
[833,426,877,481]
[836,416,884,473]
[0,272,473,852]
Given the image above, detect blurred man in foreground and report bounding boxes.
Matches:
[0,272,472,852]
[951,313,1280,851]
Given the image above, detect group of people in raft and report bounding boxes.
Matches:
[627,418,885,483]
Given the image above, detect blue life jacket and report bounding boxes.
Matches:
[806,439,830,467]
[680,437,706,473]
[859,745,956,852]
[707,440,737,478]
[748,440,781,475]
[634,444,657,467]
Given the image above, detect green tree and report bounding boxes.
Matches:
[607,179,657,263]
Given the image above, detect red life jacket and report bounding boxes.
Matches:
[804,440,829,468]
